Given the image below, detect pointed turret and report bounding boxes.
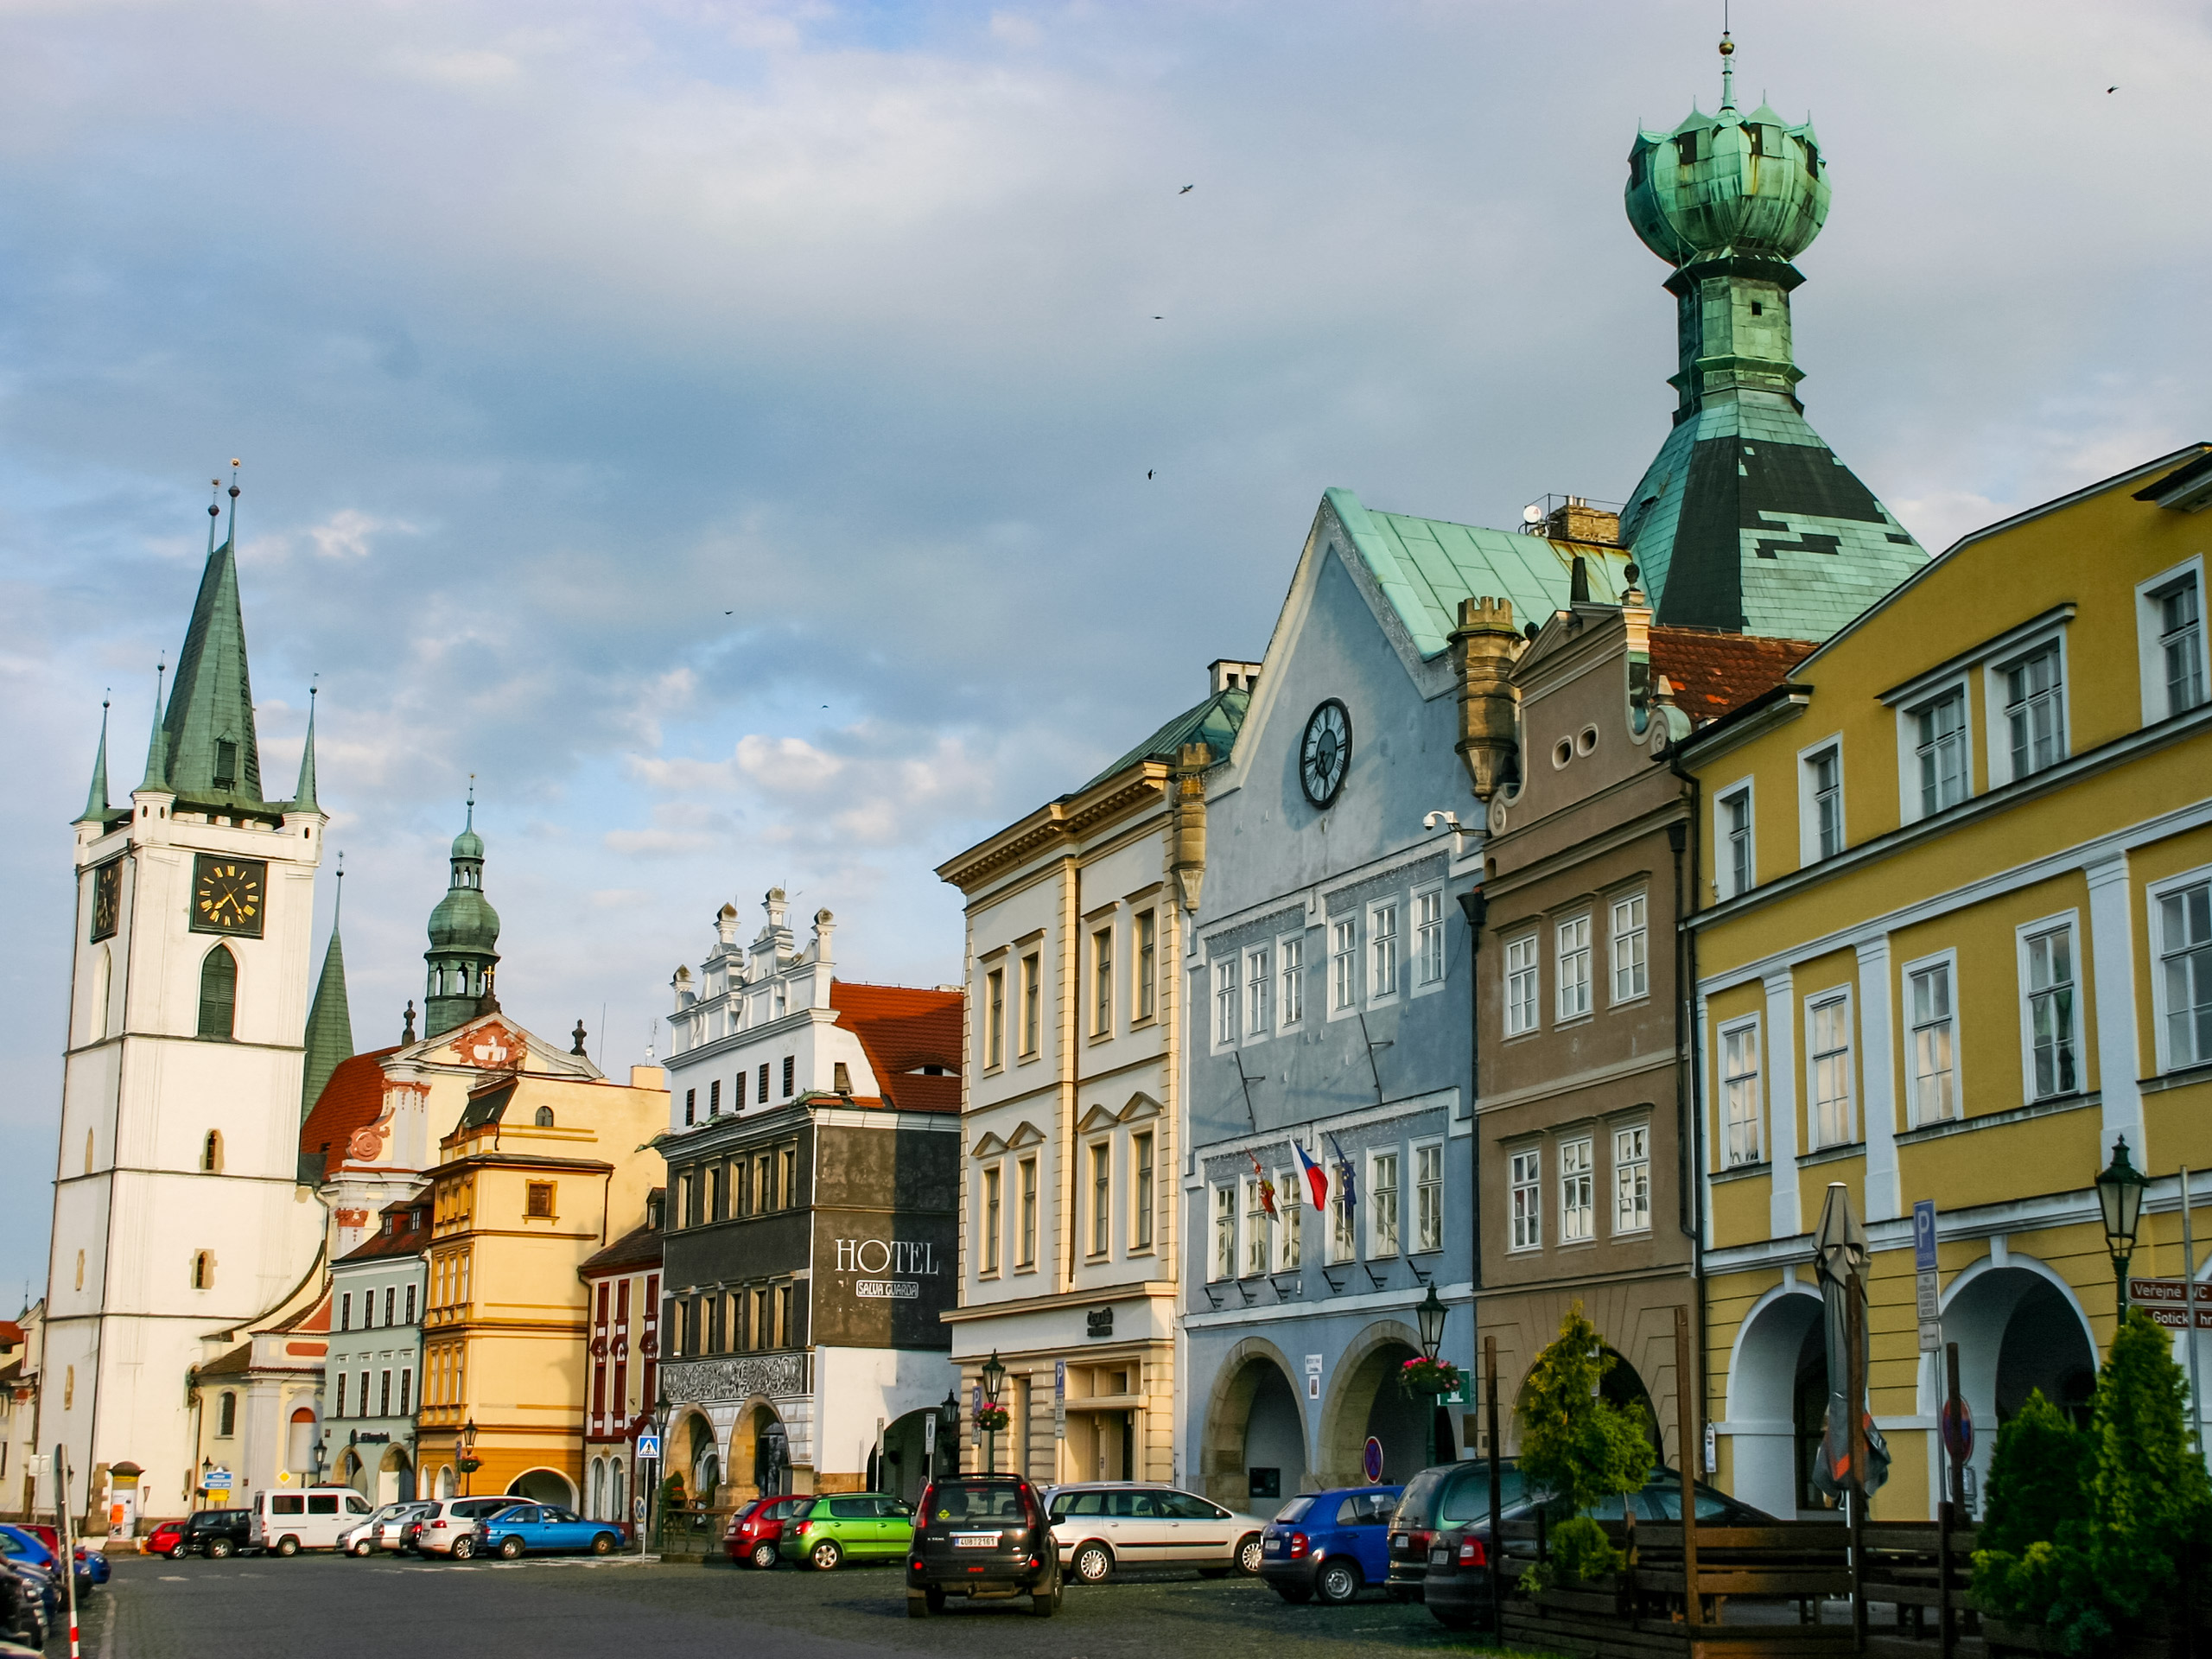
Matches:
[137,663,169,794]
[301,857,354,1120]
[76,701,112,826]
[159,465,269,807]
[293,685,321,813]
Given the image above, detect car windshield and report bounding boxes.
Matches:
[1273,1497,1316,1523]
[1438,1465,1529,1525]
[933,1482,1031,1521]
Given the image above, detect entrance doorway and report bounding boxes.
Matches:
[1198,1347,1307,1506]
[753,1418,790,1497]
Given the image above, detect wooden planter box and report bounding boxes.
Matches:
[1981,1617,2172,1659]
[1536,1582,1626,1617]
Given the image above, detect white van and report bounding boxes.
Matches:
[251,1486,375,1555]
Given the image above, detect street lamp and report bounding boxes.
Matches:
[938,1389,960,1481]
[646,1392,672,1553]
[458,1418,479,1497]
[2097,1136,2150,1316]
[1415,1284,1448,1470]
[980,1351,1007,1476]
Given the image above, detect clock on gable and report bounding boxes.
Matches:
[1300,699,1352,809]
[89,859,122,943]
[191,855,269,938]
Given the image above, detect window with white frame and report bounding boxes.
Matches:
[1719,786,1754,898]
[1417,890,1446,986]
[2022,919,2080,1100]
[1370,1151,1400,1256]
[1246,947,1271,1035]
[1808,993,1854,1148]
[982,1164,1003,1275]
[1806,745,1844,861]
[1211,1185,1236,1281]
[1613,1125,1650,1233]
[1721,1020,1763,1166]
[1556,915,1592,1020]
[1560,1137,1593,1243]
[1280,936,1305,1027]
[1243,1175,1270,1277]
[1330,1162,1357,1262]
[1018,1155,1039,1267]
[1214,955,1240,1046]
[1912,689,1970,817]
[1130,1133,1154,1253]
[2155,574,2207,719]
[2000,644,2067,782]
[1275,1166,1303,1270]
[1414,1141,1443,1253]
[1611,893,1648,1002]
[1504,934,1539,1035]
[1332,919,1358,1009]
[1135,910,1158,1023]
[1908,958,1960,1122]
[1091,926,1115,1036]
[1090,1141,1112,1256]
[1509,1147,1541,1251]
[2158,876,2212,1071]
[1370,904,1400,998]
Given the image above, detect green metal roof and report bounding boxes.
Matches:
[300,923,354,1123]
[76,703,111,825]
[158,535,270,809]
[1081,685,1251,791]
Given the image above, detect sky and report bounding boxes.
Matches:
[3,0,2209,1302]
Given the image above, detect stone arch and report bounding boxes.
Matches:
[378,1443,413,1506]
[1316,1319,1428,1488]
[666,1406,719,1504]
[1723,1280,1825,1518]
[1197,1336,1310,1507]
[734,1399,789,1500]
[1939,1254,2097,1502]
[436,1464,455,1499]
[506,1467,578,1506]
[198,943,238,1039]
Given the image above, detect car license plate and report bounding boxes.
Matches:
[1392,1533,1408,1551]
[1430,1548,1452,1565]
[954,1534,998,1548]
[1264,1539,1282,1554]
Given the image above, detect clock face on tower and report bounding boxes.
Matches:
[89,860,122,943]
[191,855,268,938]
[1300,698,1352,808]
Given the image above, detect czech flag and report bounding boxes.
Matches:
[1292,1138,1330,1211]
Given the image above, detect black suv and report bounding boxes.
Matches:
[181,1510,256,1559]
[906,1476,1061,1618]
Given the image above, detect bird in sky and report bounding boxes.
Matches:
[1153,315,1163,320]
[2107,85,2118,92]
[1179,184,1194,194]
[1147,470,1154,480]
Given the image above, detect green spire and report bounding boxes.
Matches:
[424,788,502,1039]
[161,465,267,808]
[301,855,355,1121]
[137,662,169,793]
[293,684,320,813]
[76,698,111,825]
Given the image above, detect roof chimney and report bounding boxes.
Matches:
[1209,660,1262,695]
[1450,596,1523,803]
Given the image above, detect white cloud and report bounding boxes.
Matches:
[307,509,416,561]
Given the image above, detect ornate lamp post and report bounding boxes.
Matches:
[1414,1284,1450,1469]
[2097,1136,2150,1317]
[979,1351,1007,1475]
[938,1389,961,1481]
[646,1392,673,1552]
[457,1418,480,1497]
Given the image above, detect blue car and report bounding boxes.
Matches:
[474,1503,625,1559]
[0,1529,60,1630]
[0,1522,110,1592]
[1257,1485,1402,1605]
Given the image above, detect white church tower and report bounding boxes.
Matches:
[41,471,334,1525]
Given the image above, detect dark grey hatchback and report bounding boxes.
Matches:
[906,1476,1062,1618]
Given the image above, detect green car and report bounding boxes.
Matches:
[779,1493,914,1571]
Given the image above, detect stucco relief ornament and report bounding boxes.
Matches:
[452,1018,526,1070]
[589,1335,608,1358]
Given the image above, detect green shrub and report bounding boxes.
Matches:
[1516,1303,1655,1517]
[1548,1516,1624,1585]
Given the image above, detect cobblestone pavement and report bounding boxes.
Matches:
[94,1548,1490,1659]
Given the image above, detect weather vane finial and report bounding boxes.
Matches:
[466,773,476,832]
[1718,2,1735,111]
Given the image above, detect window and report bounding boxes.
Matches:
[2146,571,2207,720]
[2023,921,2080,1100]
[1370,1152,1400,1256]
[1505,934,1539,1035]
[1611,893,1648,1002]
[1330,1161,1357,1263]
[1215,956,1240,1046]
[340,1293,353,1332]
[385,1286,396,1325]
[1090,1142,1112,1256]
[1135,911,1157,1022]
[404,1284,416,1324]
[1414,1142,1442,1252]
[1556,916,1592,1020]
[1211,1185,1236,1281]
[190,1250,213,1289]
[781,1056,794,1097]
[1370,904,1400,998]
[683,1088,696,1126]
[1275,1165,1303,1270]
[399,1369,412,1414]
[1246,947,1270,1034]
[1020,953,1041,1056]
[2002,645,2066,780]
[336,1373,348,1418]
[379,1370,392,1416]
[780,1144,797,1205]
[1332,919,1357,1009]
[1417,890,1446,986]
[832,1061,850,1094]
[1018,1156,1039,1268]
[1613,1126,1650,1234]
[1721,1020,1762,1166]
[1808,994,1854,1148]
[197,944,237,1039]
[734,1070,748,1107]
[757,1061,770,1101]
[1092,927,1114,1036]
[201,1129,222,1173]
[1280,937,1305,1027]
[708,1079,721,1116]
[218,1391,237,1437]
[2158,877,2212,1071]
[982,1165,1002,1274]
[1560,1138,1593,1243]
[1913,690,1969,817]
[985,968,1006,1068]
[1509,1149,1541,1252]
[1719,787,1754,898]
[1807,746,1843,861]
[1244,1176,1270,1276]
[1908,958,1959,1122]
[1131,1133,1154,1252]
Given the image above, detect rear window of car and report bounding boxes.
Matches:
[827,1497,872,1519]
[1438,1465,1528,1525]
[933,1482,1030,1521]
[1336,1492,1397,1526]
[1155,1492,1224,1521]
[1273,1496,1316,1523]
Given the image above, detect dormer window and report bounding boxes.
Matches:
[1675,131,1699,166]
[213,739,238,789]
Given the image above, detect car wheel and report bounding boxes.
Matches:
[450,1536,476,1561]
[809,1539,843,1573]
[207,1539,233,1560]
[1029,1584,1060,1618]
[908,1593,931,1619]
[591,1533,618,1556]
[168,1544,189,1560]
[1316,1559,1361,1605]
[275,1537,300,1559]
[499,1536,524,1560]
[749,1542,778,1570]
[353,1540,374,1558]
[1072,1542,1113,1584]
[1236,1535,1265,1576]
[1272,1583,1314,1605]
[925,1586,946,1612]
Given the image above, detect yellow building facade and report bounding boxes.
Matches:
[417,1062,669,1506]
[1679,444,2212,1520]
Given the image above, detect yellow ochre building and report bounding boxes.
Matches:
[1678,444,2212,1519]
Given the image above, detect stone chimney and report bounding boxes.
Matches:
[1544,498,1622,546]
[1169,741,1211,912]
[1450,596,1522,802]
[1209,660,1262,695]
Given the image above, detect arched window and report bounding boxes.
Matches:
[91,945,111,1040]
[190,1250,214,1290]
[198,944,238,1040]
[201,1130,224,1173]
[84,1129,95,1175]
[534,1106,555,1128]
[218,1390,238,1437]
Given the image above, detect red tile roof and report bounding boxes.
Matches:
[0,1321,23,1348]
[337,1201,435,1263]
[1647,628,1817,725]
[298,1047,402,1181]
[829,982,963,1115]
[582,1217,664,1276]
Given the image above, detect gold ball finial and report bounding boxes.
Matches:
[1719,32,1734,55]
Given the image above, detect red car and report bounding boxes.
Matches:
[725,1496,812,1569]
[142,1521,188,1560]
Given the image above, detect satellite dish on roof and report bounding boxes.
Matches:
[1522,504,1544,525]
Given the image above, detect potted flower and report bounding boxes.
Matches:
[975,1403,1011,1433]
[1401,1355,1465,1396]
